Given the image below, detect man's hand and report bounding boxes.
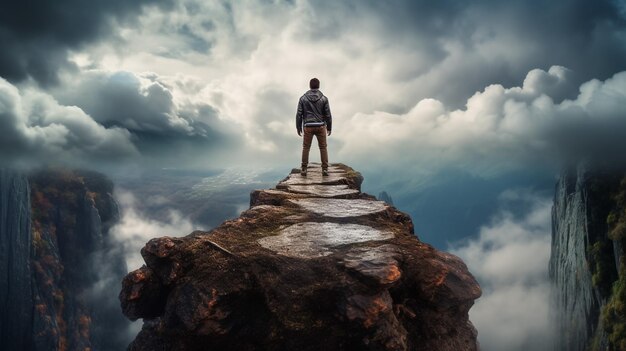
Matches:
[297,129,302,137]
[327,129,332,136]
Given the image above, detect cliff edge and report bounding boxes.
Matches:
[120,163,482,351]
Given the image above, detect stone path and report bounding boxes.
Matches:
[259,163,395,260]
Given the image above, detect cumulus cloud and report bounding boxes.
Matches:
[0,77,138,167]
[51,69,242,166]
[110,189,197,270]
[337,67,626,181]
[450,191,554,351]
[55,71,197,135]
[0,68,242,168]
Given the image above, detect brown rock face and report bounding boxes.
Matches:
[120,163,481,351]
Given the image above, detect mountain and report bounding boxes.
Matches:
[120,163,482,351]
[0,168,130,351]
[550,166,626,350]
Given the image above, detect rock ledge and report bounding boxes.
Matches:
[120,163,481,351]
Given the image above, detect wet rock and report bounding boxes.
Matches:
[258,222,395,258]
[278,172,348,187]
[283,184,360,198]
[121,163,481,351]
[289,198,387,218]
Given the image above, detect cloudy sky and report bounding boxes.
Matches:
[2,0,626,349]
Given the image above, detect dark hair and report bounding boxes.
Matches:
[309,78,320,89]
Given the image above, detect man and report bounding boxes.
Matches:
[296,78,332,177]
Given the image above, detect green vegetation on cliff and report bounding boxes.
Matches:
[599,177,626,350]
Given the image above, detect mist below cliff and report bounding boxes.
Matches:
[451,189,555,351]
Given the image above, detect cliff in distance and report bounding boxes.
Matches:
[550,166,626,350]
[120,163,482,351]
[0,168,129,351]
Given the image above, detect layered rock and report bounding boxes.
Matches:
[121,164,481,351]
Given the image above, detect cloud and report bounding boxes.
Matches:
[450,191,554,351]
[0,77,138,167]
[54,71,197,134]
[0,68,242,169]
[66,0,624,172]
[93,0,626,113]
[0,0,173,85]
[51,69,242,166]
[337,67,626,181]
[110,189,197,270]
[83,189,198,348]
[2,0,626,173]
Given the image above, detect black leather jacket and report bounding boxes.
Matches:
[296,89,332,132]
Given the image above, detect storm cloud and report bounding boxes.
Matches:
[0,77,138,167]
[0,0,173,85]
[1,0,626,172]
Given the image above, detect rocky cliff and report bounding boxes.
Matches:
[0,169,34,351]
[0,168,129,351]
[550,166,626,350]
[120,164,482,351]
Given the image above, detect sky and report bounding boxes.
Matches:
[2,0,626,350]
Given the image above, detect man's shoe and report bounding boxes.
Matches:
[322,169,329,176]
[301,168,307,176]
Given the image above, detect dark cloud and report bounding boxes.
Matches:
[51,70,241,165]
[0,77,138,167]
[0,69,240,169]
[55,71,196,134]
[0,0,173,85]
[465,0,626,89]
[293,0,626,107]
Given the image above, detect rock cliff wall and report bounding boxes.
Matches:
[0,169,34,351]
[0,168,128,351]
[120,164,482,351]
[550,166,625,350]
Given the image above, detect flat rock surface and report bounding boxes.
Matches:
[258,222,395,258]
[289,198,388,217]
[120,163,481,351]
[278,172,347,186]
[283,184,360,198]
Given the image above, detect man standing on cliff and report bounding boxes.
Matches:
[296,78,332,177]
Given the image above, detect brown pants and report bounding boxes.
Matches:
[301,125,329,170]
